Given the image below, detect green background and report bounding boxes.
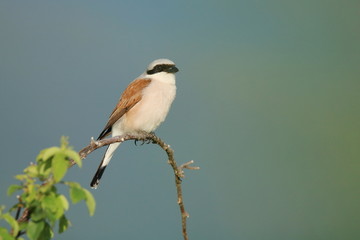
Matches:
[1,0,359,239]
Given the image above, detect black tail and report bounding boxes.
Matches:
[90,165,107,189]
[90,145,111,189]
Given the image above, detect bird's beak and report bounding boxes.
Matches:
[167,66,179,73]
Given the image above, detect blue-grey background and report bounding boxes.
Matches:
[1,0,359,239]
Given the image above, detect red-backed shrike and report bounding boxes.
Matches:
[90,59,178,189]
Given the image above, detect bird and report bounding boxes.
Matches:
[90,59,178,189]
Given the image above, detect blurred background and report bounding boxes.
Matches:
[1,0,359,239]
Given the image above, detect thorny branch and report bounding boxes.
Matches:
[73,131,199,240]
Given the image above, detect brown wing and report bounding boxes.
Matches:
[97,78,152,140]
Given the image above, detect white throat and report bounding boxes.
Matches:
[141,72,176,85]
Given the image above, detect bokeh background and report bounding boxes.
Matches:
[1,0,360,239]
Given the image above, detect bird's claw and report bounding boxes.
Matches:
[134,138,153,146]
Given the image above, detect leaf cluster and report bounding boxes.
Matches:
[0,137,95,240]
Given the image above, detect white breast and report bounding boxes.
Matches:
[122,74,176,133]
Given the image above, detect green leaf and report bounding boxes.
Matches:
[51,153,69,182]
[27,220,44,240]
[83,189,96,216]
[64,181,80,188]
[39,222,53,240]
[24,165,38,178]
[30,204,45,222]
[58,215,71,234]
[7,184,22,196]
[69,185,86,204]
[53,196,65,220]
[2,213,19,237]
[37,160,52,180]
[15,174,28,181]
[37,147,60,163]
[24,183,37,203]
[41,194,57,212]
[40,193,65,222]
[0,227,16,240]
[38,183,55,194]
[65,182,95,215]
[58,195,69,211]
[63,149,82,168]
[19,221,28,231]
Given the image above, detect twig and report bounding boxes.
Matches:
[14,197,30,238]
[15,196,22,220]
[17,208,30,223]
[74,131,199,240]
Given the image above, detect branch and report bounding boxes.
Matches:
[74,131,199,240]
[14,132,197,239]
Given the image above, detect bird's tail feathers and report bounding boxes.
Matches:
[90,164,107,189]
[90,142,121,189]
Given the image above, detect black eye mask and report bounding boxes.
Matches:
[147,64,179,75]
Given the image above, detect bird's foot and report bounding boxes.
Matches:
[134,138,153,146]
[134,132,156,146]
